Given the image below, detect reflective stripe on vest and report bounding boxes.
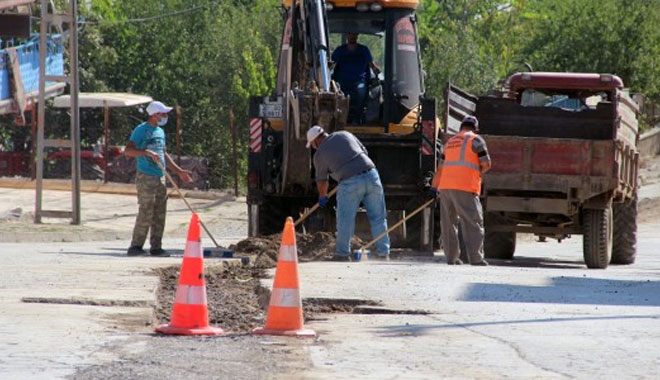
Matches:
[438,132,482,194]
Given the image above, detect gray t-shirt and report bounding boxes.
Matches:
[314,131,375,182]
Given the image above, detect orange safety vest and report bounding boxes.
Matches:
[438,131,482,194]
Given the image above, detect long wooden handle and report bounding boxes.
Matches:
[360,198,435,252]
[294,187,338,227]
[155,160,221,248]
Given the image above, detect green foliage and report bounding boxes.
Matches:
[418,0,660,106]
[7,0,659,188]
[78,0,282,189]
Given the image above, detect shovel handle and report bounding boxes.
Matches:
[155,160,221,248]
[360,198,435,252]
[294,187,338,227]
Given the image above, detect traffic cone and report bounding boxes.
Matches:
[253,217,315,337]
[155,213,225,336]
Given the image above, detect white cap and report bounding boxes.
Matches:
[306,125,325,148]
[461,115,479,128]
[146,101,173,116]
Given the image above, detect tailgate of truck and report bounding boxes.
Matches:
[483,136,618,200]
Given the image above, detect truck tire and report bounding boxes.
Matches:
[258,198,291,236]
[582,207,613,269]
[483,213,516,260]
[484,231,516,260]
[611,194,637,265]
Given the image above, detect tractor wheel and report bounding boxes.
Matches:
[611,194,638,265]
[582,207,613,269]
[258,197,291,236]
[484,231,516,260]
[484,213,516,260]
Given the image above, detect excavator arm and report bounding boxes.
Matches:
[280,0,349,195]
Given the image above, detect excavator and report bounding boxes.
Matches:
[246,0,440,252]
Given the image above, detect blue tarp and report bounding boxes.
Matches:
[0,35,64,100]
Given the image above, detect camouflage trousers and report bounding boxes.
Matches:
[130,172,168,249]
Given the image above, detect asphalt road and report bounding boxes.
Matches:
[0,221,658,379]
[0,172,659,379]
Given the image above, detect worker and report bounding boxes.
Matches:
[306,125,390,261]
[429,115,491,266]
[331,33,381,122]
[124,101,193,257]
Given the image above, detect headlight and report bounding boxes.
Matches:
[325,2,334,11]
[370,3,383,11]
[356,3,369,12]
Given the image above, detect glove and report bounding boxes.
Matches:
[318,196,328,208]
[427,187,439,199]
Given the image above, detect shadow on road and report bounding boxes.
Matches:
[373,314,660,336]
[44,247,186,258]
[488,256,585,269]
[461,276,660,307]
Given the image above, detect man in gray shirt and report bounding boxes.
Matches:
[306,125,390,261]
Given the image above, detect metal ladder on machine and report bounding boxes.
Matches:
[35,0,80,224]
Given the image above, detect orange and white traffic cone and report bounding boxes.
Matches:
[155,213,225,336]
[253,217,315,338]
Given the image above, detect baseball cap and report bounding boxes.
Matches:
[306,125,325,148]
[146,101,173,116]
[461,115,479,128]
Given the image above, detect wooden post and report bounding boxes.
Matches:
[103,100,109,183]
[176,106,182,187]
[230,108,239,197]
[30,102,36,180]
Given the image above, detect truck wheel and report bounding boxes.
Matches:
[258,198,291,236]
[582,207,613,269]
[484,231,516,260]
[483,213,516,260]
[611,194,637,265]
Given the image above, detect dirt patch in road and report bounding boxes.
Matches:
[155,232,374,333]
[231,232,364,267]
[155,263,268,333]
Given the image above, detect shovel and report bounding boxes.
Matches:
[294,187,338,227]
[355,198,436,260]
[154,160,232,258]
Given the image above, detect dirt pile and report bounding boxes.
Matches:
[231,232,364,267]
[155,263,268,333]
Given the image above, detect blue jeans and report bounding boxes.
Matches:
[341,81,367,122]
[336,168,390,256]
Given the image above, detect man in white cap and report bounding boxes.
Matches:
[124,101,193,256]
[429,115,491,266]
[307,125,390,261]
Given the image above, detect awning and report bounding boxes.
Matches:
[53,92,153,108]
[0,0,35,10]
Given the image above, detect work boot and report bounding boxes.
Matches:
[149,248,171,257]
[331,254,352,262]
[447,258,463,265]
[127,246,146,256]
[471,260,489,266]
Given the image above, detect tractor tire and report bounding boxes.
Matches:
[611,194,638,265]
[258,197,291,236]
[582,207,613,269]
[483,213,516,260]
[484,231,516,260]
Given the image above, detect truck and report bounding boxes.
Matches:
[247,0,440,252]
[447,72,639,269]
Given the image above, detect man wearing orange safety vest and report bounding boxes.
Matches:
[429,115,492,266]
